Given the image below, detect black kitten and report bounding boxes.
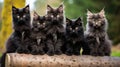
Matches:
[85,9,111,56]
[13,5,31,53]
[30,11,46,55]
[0,5,31,67]
[65,17,89,56]
[45,4,65,56]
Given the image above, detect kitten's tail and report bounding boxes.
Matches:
[0,52,7,67]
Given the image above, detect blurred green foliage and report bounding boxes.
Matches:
[62,0,120,45]
[112,51,120,57]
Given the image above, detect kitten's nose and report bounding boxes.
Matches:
[53,17,57,21]
[72,30,75,32]
[39,25,43,29]
[94,23,99,28]
[96,23,98,25]
[20,17,23,20]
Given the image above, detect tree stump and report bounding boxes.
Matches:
[5,53,120,67]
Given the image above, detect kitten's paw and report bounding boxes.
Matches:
[39,51,45,55]
[82,52,90,55]
[74,51,80,55]
[24,50,30,54]
[91,53,98,56]
[31,50,38,55]
[16,47,30,54]
[65,51,73,56]
[82,51,90,55]
[55,50,62,55]
[104,53,110,56]
[16,48,24,53]
[47,51,54,56]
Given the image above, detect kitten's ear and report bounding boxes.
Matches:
[58,4,64,13]
[33,11,39,20]
[66,18,71,24]
[12,6,18,14]
[24,5,30,13]
[47,5,52,12]
[75,17,82,25]
[87,9,93,16]
[99,8,105,17]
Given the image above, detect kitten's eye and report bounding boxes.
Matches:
[57,15,60,18]
[93,21,95,23]
[17,16,20,18]
[43,23,45,25]
[75,27,78,30]
[98,20,101,23]
[37,22,40,25]
[23,15,26,18]
[70,28,72,30]
[51,15,54,18]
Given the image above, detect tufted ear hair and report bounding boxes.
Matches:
[24,5,30,13]
[12,5,18,14]
[33,11,39,20]
[47,4,53,12]
[75,17,82,25]
[87,9,93,16]
[66,17,72,24]
[57,4,64,13]
[99,8,105,17]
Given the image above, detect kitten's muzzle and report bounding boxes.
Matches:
[52,20,59,25]
[52,17,58,22]
[38,25,45,29]
[71,30,77,35]
[18,20,25,24]
[70,32,78,37]
[72,30,75,32]
[94,23,101,28]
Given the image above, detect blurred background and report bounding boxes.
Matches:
[0,0,120,56]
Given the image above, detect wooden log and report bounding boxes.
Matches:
[5,53,120,67]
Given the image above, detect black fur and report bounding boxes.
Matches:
[0,5,31,67]
[85,9,111,56]
[30,11,47,55]
[65,17,89,56]
[45,4,65,56]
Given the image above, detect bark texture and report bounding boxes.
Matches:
[5,53,120,67]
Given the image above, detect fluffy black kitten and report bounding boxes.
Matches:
[85,9,111,56]
[45,4,65,56]
[0,5,31,67]
[65,17,89,56]
[13,5,31,53]
[30,11,46,55]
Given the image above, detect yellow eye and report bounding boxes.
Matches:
[23,15,26,18]
[17,16,20,18]
[93,21,95,23]
[98,20,101,23]
[57,15,60,18]
[75,27,78,30]
[43,23,45,25]
[51,15,53,18]
[70,28,72,30]
[37,22,40,25]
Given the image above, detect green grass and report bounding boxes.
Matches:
[0,52,1,57]
[111,51,120,57]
